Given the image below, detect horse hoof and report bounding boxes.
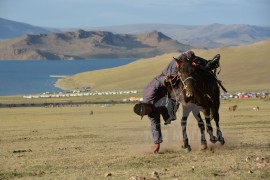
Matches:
[200,144,207,150]
[219,138,225,145]
[210,136,218,144]
[183,145,191,153]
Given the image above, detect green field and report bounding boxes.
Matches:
[1,98,269,179]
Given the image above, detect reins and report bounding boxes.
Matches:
[168,79,179,102]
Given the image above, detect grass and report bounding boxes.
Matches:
[0,98,269,179]
[1,40,270,179]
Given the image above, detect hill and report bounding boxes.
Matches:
[0,30,191,60]
[0,18,60,41]
[89,23,270,48]
[55,40,270,92]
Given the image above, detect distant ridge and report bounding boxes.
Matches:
[0,18,60,40]
[0,30,191,60]
[1,18,270,48]
[90,23,270,48]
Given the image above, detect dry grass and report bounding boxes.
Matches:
[0,99,269,179]
[56,40,270,92]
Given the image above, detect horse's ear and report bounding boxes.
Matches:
[212,54,220,61]
[174,57,183,63]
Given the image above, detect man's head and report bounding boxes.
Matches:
[184,50,195,61]
[174,50,196,62]
[174,54,187,62]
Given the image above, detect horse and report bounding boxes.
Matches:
[229,105,238,111]
[170,56,225,152]
[252,106,259,111]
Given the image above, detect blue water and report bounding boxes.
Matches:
[0,59,136,96]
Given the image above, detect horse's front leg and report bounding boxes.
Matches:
[203,109,217,143]
[192,110,207,150]
[181,105,191,153]
[213,111,225,145]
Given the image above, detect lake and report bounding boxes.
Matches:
[0,59,137,96]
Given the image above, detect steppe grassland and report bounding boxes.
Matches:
[0,98,269,179]
[1,40,270,179]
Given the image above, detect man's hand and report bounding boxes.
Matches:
[164,75,172,88]
[165,75,177,83]
[165,75,172,83]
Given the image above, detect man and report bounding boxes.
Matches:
[134,53,187,153]
[139,81,178,153]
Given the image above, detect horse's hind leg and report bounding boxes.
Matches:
[181,105,191,153]
[203,109,217,143]
[213,112,225,145]
[192,111,207,150]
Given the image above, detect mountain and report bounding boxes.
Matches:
[89,23,270,48]
[0,30,191,60]
[55,40,270,92]
[1,17,270,49]
[0,18,60,41]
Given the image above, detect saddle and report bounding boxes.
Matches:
[206,54,220,70]
[193,54,227,93]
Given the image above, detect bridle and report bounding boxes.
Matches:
[168,59,195,102]
[178,74,195,98]
[179,76,194,88]
[177,59,195,97]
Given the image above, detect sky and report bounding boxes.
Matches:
[0,0,269,28]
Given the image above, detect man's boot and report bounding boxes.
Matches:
[164,99,179,125]
[206,54,220,70]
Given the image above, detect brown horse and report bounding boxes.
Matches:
[171,56,225,152]
[229,105,238,111]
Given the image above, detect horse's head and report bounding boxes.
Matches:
[175,57,196,102]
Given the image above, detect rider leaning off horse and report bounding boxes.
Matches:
[133,50,221,153]
[171,50,220,83]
